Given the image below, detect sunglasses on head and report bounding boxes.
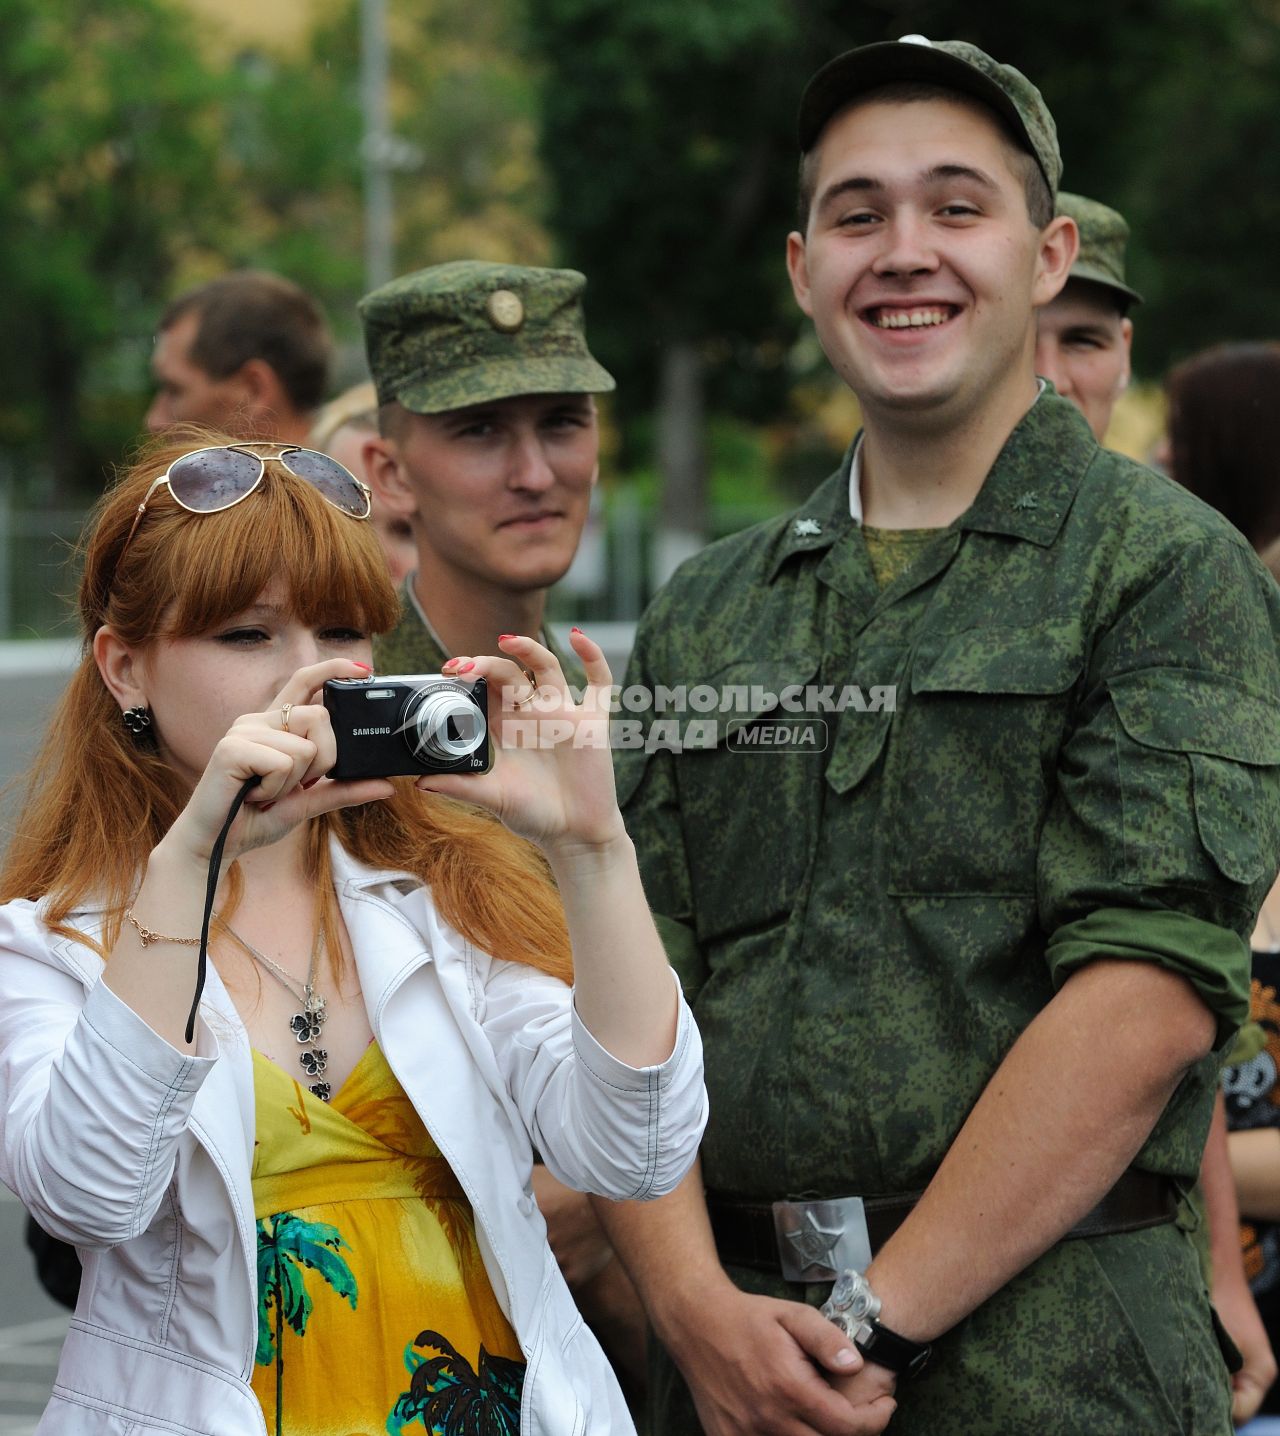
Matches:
[115,442,372,575]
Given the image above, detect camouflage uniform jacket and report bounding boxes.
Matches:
[374,582,588,690]
[616,392,1280,1204]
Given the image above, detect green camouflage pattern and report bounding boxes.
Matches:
[799,37,1061,197]
[1058,191,1144,307]
[617,391,1280,1434]
[373,584,587,690]
[358,261,615,415]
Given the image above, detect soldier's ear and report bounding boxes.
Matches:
[1032,215,1078,308]
[363,436,416,518]
[787,231,815,317]
[1116,316,1134,394]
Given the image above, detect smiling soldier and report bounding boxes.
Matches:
[595,36,1280,1436]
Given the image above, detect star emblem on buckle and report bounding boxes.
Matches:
[784,1209,843,1272]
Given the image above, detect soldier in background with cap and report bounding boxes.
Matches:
[359,260,651,1405]
[1037,193,1278,1425]
[594,35,1280,1436]
[359,260,614,685]
[1033,192,1141,442]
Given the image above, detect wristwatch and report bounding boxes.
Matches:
[820,1270,932,1379]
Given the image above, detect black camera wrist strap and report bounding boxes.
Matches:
[184,776,259,1044]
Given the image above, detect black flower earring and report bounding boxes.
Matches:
[122,705,152,735]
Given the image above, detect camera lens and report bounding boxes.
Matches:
[405,687,484,763]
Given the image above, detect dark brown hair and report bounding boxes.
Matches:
[161,272,333,413]
[796,81,1053,232]
[1165,342,1280,553]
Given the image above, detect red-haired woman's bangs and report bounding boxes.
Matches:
[143,470,400,639]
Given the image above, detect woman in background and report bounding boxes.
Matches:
[312,381,417,586]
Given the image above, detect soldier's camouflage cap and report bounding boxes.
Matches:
[798,35,1061,199]
[1057,192,1143,308]
[358,260,615,415]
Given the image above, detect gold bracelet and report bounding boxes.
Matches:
[124,909,201,949]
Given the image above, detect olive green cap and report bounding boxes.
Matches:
[358,260,616,414]
[1057,191,1143,308]
[798,35,1062,199]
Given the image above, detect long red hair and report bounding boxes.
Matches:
[0,432,572,984]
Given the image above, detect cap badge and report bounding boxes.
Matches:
[793,517,823,538]
[486,289,525,334]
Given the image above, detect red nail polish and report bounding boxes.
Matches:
[260,801,276,813]
[442,658,459,669]
[354,661,372,672]
[301,777,320,790]
[456,660,475,673]
[498,634,516,642]
[571,626,583,634]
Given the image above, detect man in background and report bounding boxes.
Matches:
[358,260,611,683]
[145,270,331,443]
[1033,192,1139,442]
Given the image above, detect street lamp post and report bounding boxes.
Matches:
[360,0,393,291]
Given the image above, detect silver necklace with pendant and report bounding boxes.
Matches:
[220,919,332,1101]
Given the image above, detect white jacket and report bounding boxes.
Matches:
[0,841,707,1435]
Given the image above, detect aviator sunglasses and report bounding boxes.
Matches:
[115,442,373,574]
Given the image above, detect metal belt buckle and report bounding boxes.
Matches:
[771,1196,872,1284]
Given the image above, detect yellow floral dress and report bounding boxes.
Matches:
[250,1043,525,1436]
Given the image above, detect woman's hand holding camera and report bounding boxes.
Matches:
[159,658,395,873]
[425,632,677,1069]
[424,631,625,860]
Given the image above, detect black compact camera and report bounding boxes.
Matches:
[324,674,491,780]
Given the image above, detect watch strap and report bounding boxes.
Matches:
[854,1317,932,1378]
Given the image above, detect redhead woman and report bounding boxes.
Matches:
[0,436,706,1435]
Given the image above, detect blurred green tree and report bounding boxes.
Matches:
[222,0,549,359]
[0,0,234,499]
[525,0,833,573]
[1118,0,1280,369]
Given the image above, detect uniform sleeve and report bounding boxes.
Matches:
[612,610,710,1005]
[1038,534,1280,1048]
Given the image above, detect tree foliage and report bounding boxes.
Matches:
[525,0,816,433]
[0,0,234,496]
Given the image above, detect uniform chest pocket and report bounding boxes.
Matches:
[673,659,821,942]
[1110,669,1280,892]
[887,624,1084,896]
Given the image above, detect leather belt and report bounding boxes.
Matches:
[707,1168,1178,1277]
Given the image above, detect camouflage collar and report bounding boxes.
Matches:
[768,391,1097,581]
[765,453,856,581]
[953,391,1098,548]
